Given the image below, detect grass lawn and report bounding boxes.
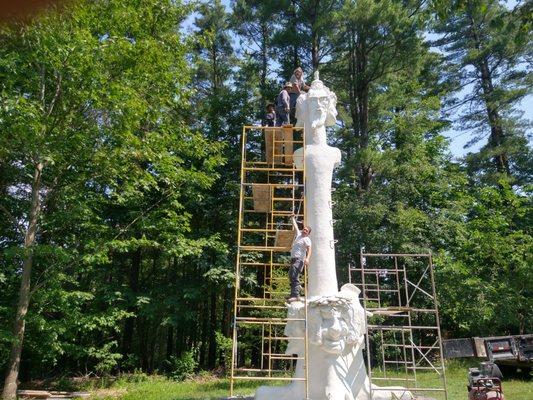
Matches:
[89,362,532,400]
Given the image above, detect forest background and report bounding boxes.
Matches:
[0,0,531,388]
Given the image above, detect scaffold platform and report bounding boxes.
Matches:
[230,126,309,397]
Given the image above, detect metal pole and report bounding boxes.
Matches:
[230,127,248,397]
[429,253,448,400]
[361,251,374,400]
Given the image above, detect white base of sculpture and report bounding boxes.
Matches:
[254,285,413,400]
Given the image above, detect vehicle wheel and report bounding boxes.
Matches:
[496,363,516,378]
[517,366,531,380]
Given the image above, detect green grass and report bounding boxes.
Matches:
[89,375,258,400]
[89,362,532,400]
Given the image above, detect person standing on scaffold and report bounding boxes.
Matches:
[287,214,312,302]
[276,82,292,126]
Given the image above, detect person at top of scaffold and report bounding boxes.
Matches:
[265,103,276,127]
[276,81,292,126]
[289,67,310,121]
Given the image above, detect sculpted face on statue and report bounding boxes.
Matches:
[306,71,338,129]
[318,306,348,355]
[308,295,365,356]
[295,71,339,143]
[309,96,329,130]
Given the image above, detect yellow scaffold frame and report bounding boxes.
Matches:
[230,125,309,399]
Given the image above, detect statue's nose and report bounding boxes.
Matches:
[329,318,343,337]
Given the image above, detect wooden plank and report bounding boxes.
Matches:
[17,390,51,398]
[17,390,90,399]
[264,128,283,164]
[282,127,294,165]
[252,184,271,212]
[275,229,294,249]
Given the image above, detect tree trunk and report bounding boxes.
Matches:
[260,22,268,110]
[166,326,174,360]
[290,0,300,69]
[2,162,43,400]
[477,57,510,175]
[310,0,320,71]
[347,26,373,191]
[199,299,209,367]
[208,289,217,368]
[469,15,510,176]
[122,248,141,358]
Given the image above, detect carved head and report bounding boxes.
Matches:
[308,288,366,355]
[294,71,338,143]
[307,71,338,127]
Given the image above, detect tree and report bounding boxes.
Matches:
[433,0,532,185]
[0,0,223,392]
[0,7,105,395]
[269,0,338,77]
[436,182,532,336]
[232,0,279,117]
[326,0,428,191]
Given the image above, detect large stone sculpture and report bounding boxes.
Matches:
[293,71,341,298]
[255,72,412,400]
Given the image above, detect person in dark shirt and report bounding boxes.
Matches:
[287,215,312,301]
[265,103,276,127]
[276,82,292,126]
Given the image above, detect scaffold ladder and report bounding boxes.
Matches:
[230,125,309,398]
[349,252,449,400]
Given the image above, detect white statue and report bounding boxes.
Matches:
[293,71,341,298]
[255,73,413,400]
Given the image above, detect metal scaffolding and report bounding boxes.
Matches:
[230,125,309,397]
[349,252,448,400]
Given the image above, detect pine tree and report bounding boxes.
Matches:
[433,0,532,185]
[232,0,279,117]
[326,0,429,191]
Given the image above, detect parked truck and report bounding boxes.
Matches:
[443,334,533,377]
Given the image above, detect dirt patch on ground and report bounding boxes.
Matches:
[89,388,127,399]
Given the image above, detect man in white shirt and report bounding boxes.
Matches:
[288,215,312,301]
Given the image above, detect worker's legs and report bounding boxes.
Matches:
[276,109,289,126]
[289,258,304,298]
[289,93,298,123]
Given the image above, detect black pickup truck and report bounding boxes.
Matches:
[443,334,533,377]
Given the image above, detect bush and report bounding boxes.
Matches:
[165,350,198,381]
[215,331,233,374]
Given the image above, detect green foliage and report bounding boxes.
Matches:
[165,350,199,381]
[214,332,233,374]
[436,182,532,335]
[0,0,224,379]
